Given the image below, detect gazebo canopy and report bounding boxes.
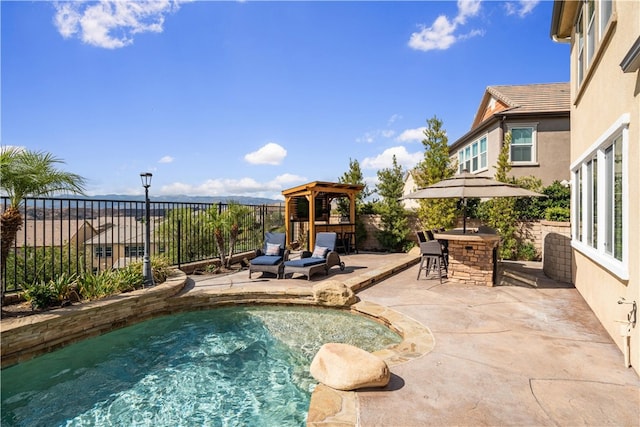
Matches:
[282,181,363,250]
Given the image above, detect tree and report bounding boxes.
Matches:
[202,202,255,269]
[337,158,372,215]
[375,155,410,251]
[224,202,253,268]
[0,148,86,300]
[337,158,371,248]
[156,207,215,264]
[203,204,229,268]
[484,132,518,259]
[412,116,458,230]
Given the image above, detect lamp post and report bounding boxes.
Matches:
[140,172,154,287]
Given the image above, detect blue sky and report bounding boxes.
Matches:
[2,0,569,200]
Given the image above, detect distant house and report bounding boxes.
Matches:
[13,219,99,248]
[401,171,420,210]
[402,82,571,208]
[551,1,639,371]
[83,217,163,271]
[448,82,571,185]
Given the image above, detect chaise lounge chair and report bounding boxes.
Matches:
[249,232,289,279]
[283,232,345,280]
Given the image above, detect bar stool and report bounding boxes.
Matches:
[417,240,447,283]
[343,232,356,254]
[335,232,346,254]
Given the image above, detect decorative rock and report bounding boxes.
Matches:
[310,343,390,391]
[312,280,357,306]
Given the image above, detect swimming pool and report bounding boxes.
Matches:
[1,306,401,426]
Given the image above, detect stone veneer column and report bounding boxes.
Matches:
[446,240,498,287]
[541,220,572,284]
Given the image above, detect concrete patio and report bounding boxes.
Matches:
[189,250,640,426]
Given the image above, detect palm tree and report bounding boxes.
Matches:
[0,148,87,299]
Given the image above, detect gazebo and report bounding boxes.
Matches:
[282,181,364,251]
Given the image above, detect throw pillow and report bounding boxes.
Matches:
[265,242,281,256]
[311,245,329,259]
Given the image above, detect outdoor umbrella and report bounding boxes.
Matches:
[402,171,546,233]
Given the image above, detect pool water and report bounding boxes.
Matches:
[1,306,401,426]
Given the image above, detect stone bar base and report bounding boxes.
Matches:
[435,230,500,287]
[447,240,497,286]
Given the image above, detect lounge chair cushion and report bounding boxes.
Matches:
[251,255,283,266]
[265,242,281,256]
[284,257,326,268]
[311,245,329,259]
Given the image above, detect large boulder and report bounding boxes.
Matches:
[312,280,357,306]
[310,343,390,391]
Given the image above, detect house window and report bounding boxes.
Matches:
[125,246,145,257]
[604,136,623,260]
[458,136,487,173]
[599,0,612,38]
[508,125,537,164]
[576,11,584,85]
[575,0,615,89]
[586,0,596,67]
[585,157,597,248]
[571,114,629,279]
[95,246,113,258]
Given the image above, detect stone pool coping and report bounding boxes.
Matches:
[1,249,432,425]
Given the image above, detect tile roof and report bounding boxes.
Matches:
[486,82,570,114]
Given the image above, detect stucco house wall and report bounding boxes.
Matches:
[552,0,640,372]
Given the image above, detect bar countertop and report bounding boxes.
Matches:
[434,229,501,243]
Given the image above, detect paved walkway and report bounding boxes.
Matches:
[356,265,640,426]
[190,251,640,426]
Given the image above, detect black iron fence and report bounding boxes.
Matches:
[0,197,285,294]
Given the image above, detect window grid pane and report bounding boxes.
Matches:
[510,128,533,162]
[614,138,623,260]
[605,146,613,255]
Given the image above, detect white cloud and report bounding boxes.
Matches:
[505,0,540,17]
[409,15,457,51]
[454,0,482,25]
[356,129,396,144]
[361,146,423,171]
[396,127,426,143]
[387,114,403,126]
[53,1,186,49]
[158,155,174,164]
[244,142,287,165]
[158,173,306,200]
[408,0,483,52]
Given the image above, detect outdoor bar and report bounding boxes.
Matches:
[435,229,500,287]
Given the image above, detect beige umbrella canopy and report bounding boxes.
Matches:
[403,171,545,232]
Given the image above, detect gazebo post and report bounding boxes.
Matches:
[284,198,291,248]
[308,193,316,251]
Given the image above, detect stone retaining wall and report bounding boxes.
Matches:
[541,220,572,284]
[0,272,187,368]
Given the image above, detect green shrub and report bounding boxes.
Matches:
[49,273,78,303]
[77,270,119,300]
[126,256,171,285]
[23,281,56,309]
[517,242,539,261]
[544,206,570,222]
[23,273,80,309]
[114,265,144,292]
